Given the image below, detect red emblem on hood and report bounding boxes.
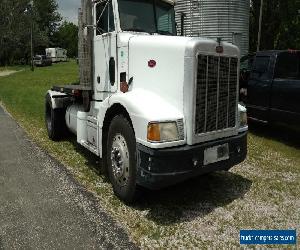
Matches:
[148,60,156,68]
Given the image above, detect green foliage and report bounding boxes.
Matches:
[250,0,300,52]
[0,0,61,66]
[0,0,30,65]
[33,0,61,37]
[52,21,79,58]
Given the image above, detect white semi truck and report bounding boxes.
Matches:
[45,0,248,203]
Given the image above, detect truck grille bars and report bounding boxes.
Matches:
[195,55,238,134]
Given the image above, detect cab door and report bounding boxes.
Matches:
[94,0,118,99]
[271,52,300,124]
[247,55,272,121]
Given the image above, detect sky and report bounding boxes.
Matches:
[57,0,81,24]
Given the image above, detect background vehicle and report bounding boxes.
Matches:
[45,48,67,63]
[33,55,52,67]
[246,50,300,125]
[45,0,248,203]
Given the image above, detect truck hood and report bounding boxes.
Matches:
[123,33,240,119]
[127,35,189,115]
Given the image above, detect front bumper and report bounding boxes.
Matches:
[136,132,247,189]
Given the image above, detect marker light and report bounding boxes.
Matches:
[120,81,129,93]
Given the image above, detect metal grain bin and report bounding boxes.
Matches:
[175,0,250,56]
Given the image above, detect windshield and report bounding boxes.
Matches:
[240,55,254,71]
[118,0,176,35]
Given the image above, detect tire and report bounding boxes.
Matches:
[45,93,67,141]
[106,115,139,203]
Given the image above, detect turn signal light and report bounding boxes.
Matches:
[147,122,180,142]
[147,123,161,142]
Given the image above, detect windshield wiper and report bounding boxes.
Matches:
[157,30,174,36]
[123,28,152,34]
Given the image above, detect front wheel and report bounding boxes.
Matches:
[106,115,139,203]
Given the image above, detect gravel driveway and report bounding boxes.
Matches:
[0,106,137,249]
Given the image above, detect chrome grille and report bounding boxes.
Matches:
[177,119,185,140]
[195,55,238,134]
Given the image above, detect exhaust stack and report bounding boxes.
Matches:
[78,0,93,87]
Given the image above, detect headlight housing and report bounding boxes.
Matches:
[238,104,248,128]
[147,122,181,142]
[240,111,247,127]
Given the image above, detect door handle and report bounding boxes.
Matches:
[97,76,100,84]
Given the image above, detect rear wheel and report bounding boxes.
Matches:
[45,93,67,141]
[106,115,139,203]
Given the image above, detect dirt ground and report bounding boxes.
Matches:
[0,70,18,77]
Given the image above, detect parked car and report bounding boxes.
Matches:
[245,50,300,125]
[33,55,52,67]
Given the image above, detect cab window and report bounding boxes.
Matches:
[275,52,300,79]
[156,1,176,35]
[240,55,254,71]
[96,1,115,35]
[252,56,270,79]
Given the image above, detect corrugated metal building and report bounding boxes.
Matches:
[175,0,250,56]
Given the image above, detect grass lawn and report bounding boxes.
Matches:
[0,61,299,248]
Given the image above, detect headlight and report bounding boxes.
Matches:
[240,111,247,127]
[238,104,248,127]
[147,122,180,142]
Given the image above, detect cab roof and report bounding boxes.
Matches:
[256,50,300,56]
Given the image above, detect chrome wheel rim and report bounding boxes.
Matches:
[110,134,130,187]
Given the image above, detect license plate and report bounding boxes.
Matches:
[204,143,229,166]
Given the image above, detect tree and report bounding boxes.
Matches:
[32,0,61,53]
[250,0,300,52]
[52,21,78,58]
[0,0,31,65]
[0,0,61,65]
[275,1,300,49]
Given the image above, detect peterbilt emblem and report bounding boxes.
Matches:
[148,60,156,68]
[216,37,223,54]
